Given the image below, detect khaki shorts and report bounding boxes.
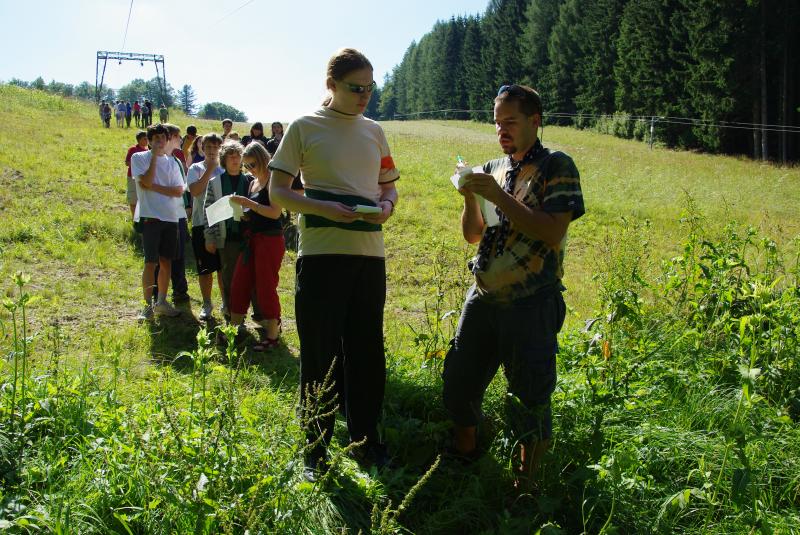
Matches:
[126,176,137,205]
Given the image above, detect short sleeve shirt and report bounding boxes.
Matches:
[475,149,584,301]
[269,107,400,257]
[131,151,185,222]
[126,145,147,177]
[187,162,223,227]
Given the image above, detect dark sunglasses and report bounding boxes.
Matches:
[345,81,377,94]
[243,161,257,170]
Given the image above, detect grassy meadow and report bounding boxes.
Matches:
[1,84,799,533]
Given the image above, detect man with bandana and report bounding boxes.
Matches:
[442,84,584,487]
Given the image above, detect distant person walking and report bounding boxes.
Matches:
[125,130,149,218]
[441,84,584,489]
[116,101,126,127]
[133,101,141,127]
[101,102,112,128]
[269,48,399,481]
[142,100,152,127]
[125,101,132,128]
[159,104,169,123]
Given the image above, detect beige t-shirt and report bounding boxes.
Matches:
[269,107,400,257]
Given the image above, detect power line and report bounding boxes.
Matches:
[392,109,800,133]
[121,0,134,53]
[209,0,257,27]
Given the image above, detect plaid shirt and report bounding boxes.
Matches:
[474,147,584,302]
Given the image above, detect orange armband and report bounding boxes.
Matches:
[380,156,395,170]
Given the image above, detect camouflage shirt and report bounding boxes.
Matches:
[474,147,584,301]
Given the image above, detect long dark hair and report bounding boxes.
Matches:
[322,48,373,106]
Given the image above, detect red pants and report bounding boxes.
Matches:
[230,233,285,319]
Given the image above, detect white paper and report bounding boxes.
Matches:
[449,165,484,190]
[480,198,501,227]
[205,195,243,227]
[353,204,382,214]
[449,166,500,227]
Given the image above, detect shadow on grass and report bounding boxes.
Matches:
[145,303,207,372]
[123,224,145,257]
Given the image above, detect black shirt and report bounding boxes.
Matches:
[245,185,282,235]
[265,137,281,156]
[242,135,270,148]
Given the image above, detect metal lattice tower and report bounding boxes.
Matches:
[95,51,167,103]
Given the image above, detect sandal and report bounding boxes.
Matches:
[253,319,282,352]
[252,337,280,352]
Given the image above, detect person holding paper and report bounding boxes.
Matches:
[269,48,399,481]
[228,142,284,350]
[443,84,584,489]
[204,141,252,319]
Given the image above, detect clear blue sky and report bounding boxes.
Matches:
[0,0,489,123]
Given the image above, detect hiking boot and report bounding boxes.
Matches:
[153,301,181,317]
[199,303,213,321]
[137,305,153,321]
[349,441,392,470]
[303,452,330,483]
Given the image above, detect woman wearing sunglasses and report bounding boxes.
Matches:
[228,142,284,350]
[269,47,399,481]
[203,141,252,320]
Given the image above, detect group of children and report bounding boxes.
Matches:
[102,99,168,129]
[125,118,288,349]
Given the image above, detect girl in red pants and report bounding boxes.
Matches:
[229,142,285,350]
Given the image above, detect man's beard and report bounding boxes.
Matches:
[501,144,517,155]
[499,135,516,154]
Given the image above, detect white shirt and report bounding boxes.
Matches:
[186,161,223,227]
[131,151,185,222]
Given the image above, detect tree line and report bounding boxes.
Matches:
[378,0,800,163]
[4,77,247,122]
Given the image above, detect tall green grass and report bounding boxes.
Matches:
[1,84,799,533]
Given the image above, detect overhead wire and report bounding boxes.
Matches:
[209,0,257,27]
[391,109,800,133]
[121,0,134,53]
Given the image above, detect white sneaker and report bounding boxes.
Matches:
[137,305,154,321]
[153,301,181,317]
[199,303,213,321]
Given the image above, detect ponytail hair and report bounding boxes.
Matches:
[322,47,373,106]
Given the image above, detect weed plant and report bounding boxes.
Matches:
[1,86,799,533]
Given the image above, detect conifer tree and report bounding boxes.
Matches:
[521,0,564,96]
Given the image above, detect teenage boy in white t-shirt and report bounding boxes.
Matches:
[187,133,225,320]
[131,123,185,319]
[152,124,192,305]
